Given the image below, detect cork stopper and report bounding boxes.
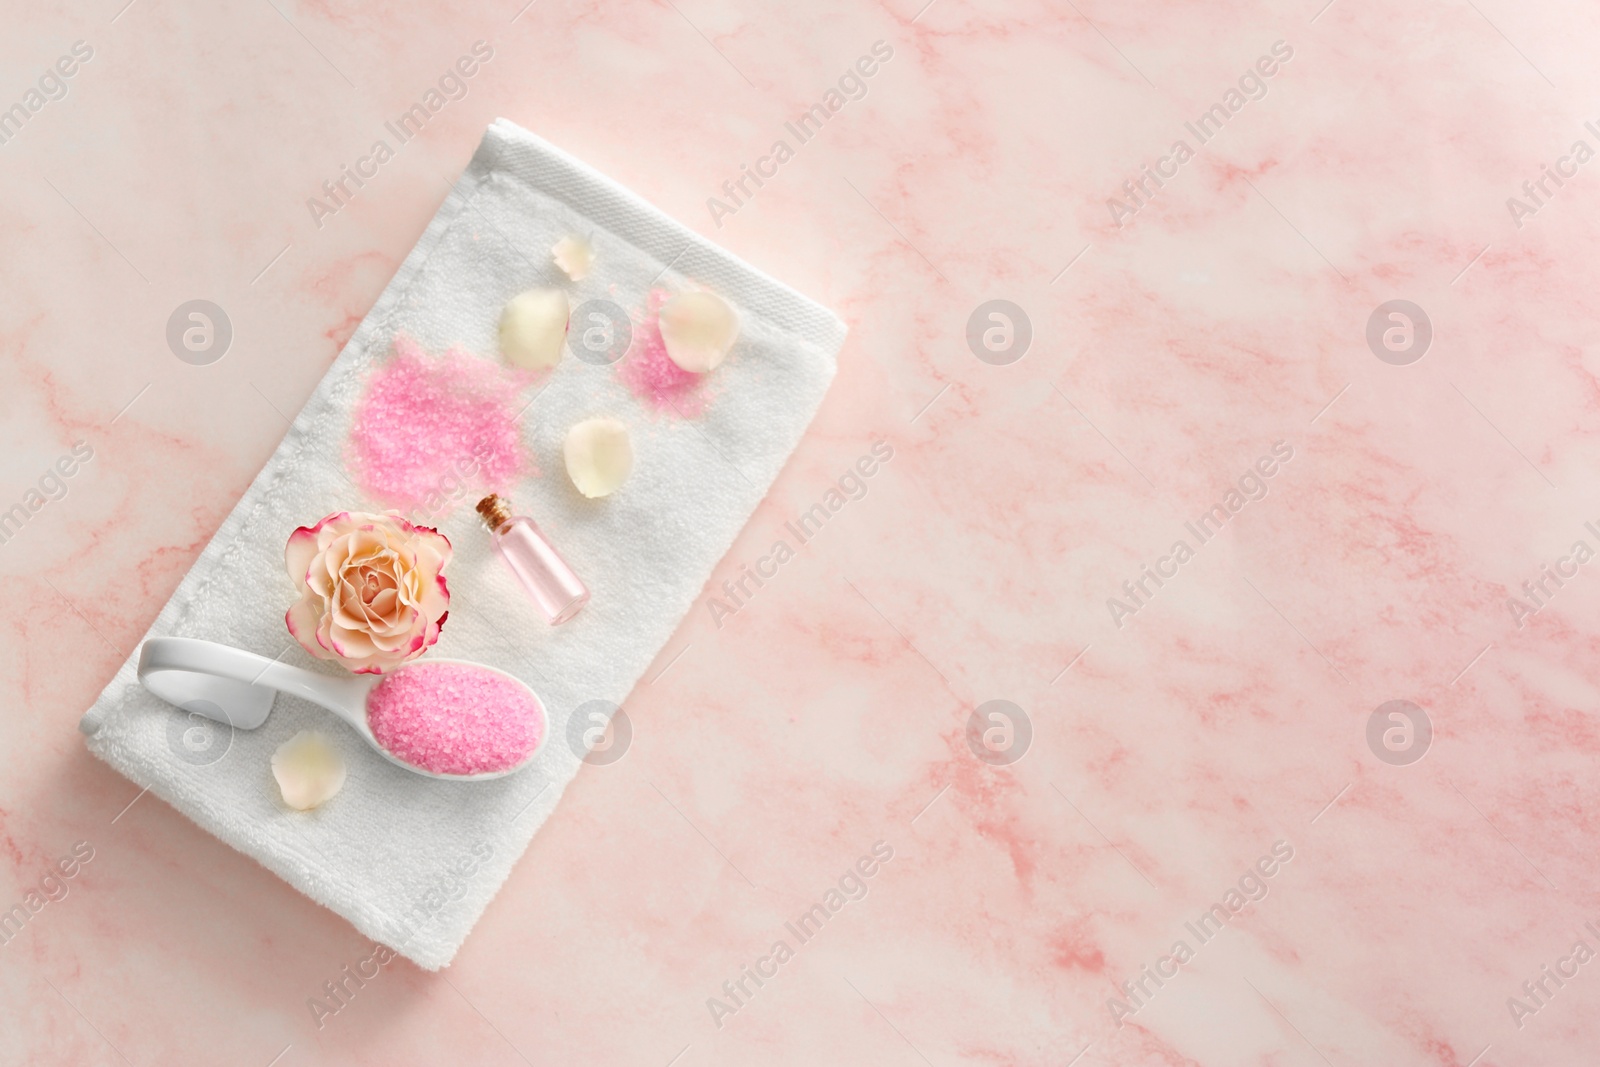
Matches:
[476,494,513,531]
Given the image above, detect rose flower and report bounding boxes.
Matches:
[285,511,451,675]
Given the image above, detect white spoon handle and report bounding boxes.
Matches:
[138,637,370,731]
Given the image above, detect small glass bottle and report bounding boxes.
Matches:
[476,494,589,624]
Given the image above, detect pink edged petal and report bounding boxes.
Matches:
[285,527,323,585]
[368,615,420,646]
[327,623,376,660]
[412,530,453,572]
[416,577,450,621]
[369,650,410,673]
[371,627,423,659]
[320,538,351,584]
[412,543,451,575]
[313,512,356,550]
[383,511,422,536]
[313,616,339,656]
[285,598,327,658]
[338,511,387,535]
[366,632,403,653]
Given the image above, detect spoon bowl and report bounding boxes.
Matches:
[138,637,544,782]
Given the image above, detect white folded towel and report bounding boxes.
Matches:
[78,119,845,969]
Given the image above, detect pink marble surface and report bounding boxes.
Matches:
[4,0,1600,1063]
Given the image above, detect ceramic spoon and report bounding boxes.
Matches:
[137,636,543,782]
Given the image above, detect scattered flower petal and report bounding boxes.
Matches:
[659,290,739,374]
[618,289,705,415]
[551,235,595,281]
[272,730,347,810]
[499,288,570,370]
[564,417,633,498]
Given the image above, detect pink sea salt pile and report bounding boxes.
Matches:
[366,661,544,776]
[347,335,528,511]
[618,289,706,416]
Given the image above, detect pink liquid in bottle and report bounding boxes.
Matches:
[476,495,588,624]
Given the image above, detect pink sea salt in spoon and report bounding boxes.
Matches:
[137,638,545,782]
[367,661,545,778]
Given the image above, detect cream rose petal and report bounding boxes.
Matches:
[370,588,399,617]
[330,630,380,663]
[315,514,356,550]
[272,730,347,811]
[370,607,411,636]
[337,584,379,631]
[367,629,411,653]
[659,290,739,373]
[564,417,634,498]
[285,527,322,584]
[415,578,449,621]
[499,288,570,370]
[414,529,453,569]
[552,235,595,281]
[286,596,324,648]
